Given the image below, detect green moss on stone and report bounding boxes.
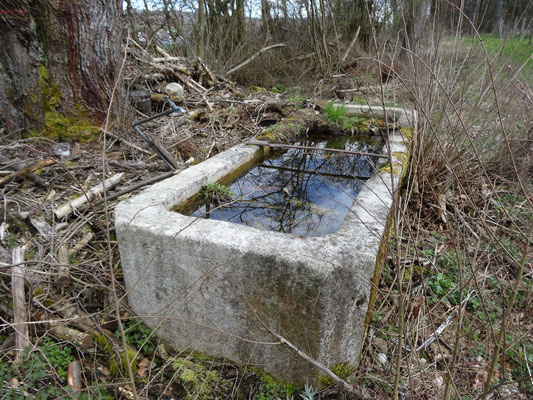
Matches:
[399,127,413,140]
[317,362,356,388]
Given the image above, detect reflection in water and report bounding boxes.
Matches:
[184,134,384,237]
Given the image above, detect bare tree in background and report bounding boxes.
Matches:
[493,0,504,37]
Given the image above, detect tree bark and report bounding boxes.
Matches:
[198,0,206,58]
[493,0,504,37]
[0,0,121,134]
[261,0,272,41]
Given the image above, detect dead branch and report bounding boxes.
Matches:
[101,129,152,155]
[267,328,364,398]
[107,160,168,171]
[341,26,361,66]
[155,45,173,59]
[47,318,93,350]
[0,154,46,185]
[54,173,124,219]
[69,232,94,256]
[48,298,95,333]
[93,170,176,204]
[226,44,287,76]
[0,159,55,187]
[147,132,195,163]
[152,56,186,63]
[197,57,216,85]
[56,245,71,291]
[11,245,29,365]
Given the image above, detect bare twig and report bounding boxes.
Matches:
[226,44,287,76]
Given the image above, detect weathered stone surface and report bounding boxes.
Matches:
[115,104,414,383]
[165,82,184,96]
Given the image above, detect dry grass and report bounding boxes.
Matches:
[356,16,532,400]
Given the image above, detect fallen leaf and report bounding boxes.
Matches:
[137,357,150,377]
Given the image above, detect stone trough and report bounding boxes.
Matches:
[115,104,416,383]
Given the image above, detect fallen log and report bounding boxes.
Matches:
[54,173,124,219]
[150,93,184,105]
[247,140,389,159]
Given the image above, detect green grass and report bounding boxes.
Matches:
[463,34,533,78]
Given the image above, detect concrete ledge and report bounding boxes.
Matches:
[338,103,417,127]
[115,104,415,383]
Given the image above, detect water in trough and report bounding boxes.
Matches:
[180,134,384,237]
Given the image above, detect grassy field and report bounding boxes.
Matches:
[462,34,533,78]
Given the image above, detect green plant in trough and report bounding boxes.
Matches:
[200,183,233,205]
[324,101,347,124]
[323,101,368,132]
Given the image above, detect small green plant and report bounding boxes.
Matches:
[288,95,307,102]
[254,368,299,400]
[271,84,286,93]
[0,338,77,399]
[5,232,18,249]
[504,335,533,395]
[300,383,320,399]
[257,382,298,400]
[317,362,355,388]
[115,318,156,355]
[323,101,368,131]
[324,101,346,124]
[200,183,233,204]
[427,273,454,298]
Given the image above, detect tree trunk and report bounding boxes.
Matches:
[0,0,121,136]
[261,0,272,41]
[198,0,206,58]
[235,0,246,44]
[493,0,503,37]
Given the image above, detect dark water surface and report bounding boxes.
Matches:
[181,134,384,237]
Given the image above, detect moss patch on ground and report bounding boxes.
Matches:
[172,357,223,399]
